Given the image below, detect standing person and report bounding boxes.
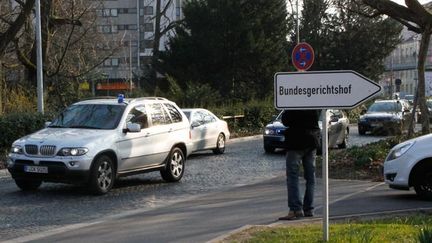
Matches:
[278,109,321,220]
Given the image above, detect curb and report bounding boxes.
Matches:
[228,134,262,144]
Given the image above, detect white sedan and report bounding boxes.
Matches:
[384,134,432,200]
[182,108,230,154]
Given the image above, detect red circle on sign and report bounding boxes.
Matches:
[292,42,314,71]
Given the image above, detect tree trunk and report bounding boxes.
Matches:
[150,0,163,95]
[417,29,431,135]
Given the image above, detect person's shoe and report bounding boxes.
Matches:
[304,210,314,217]
[278,210,304,220]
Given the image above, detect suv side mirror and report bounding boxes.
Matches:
[191,121,200,128]
[360,109,367,115]
[124,123,141,133]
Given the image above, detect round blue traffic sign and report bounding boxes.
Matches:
[292,42,315,71]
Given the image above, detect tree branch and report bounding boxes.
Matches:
[362,0,421,24]
[0,0,35,54]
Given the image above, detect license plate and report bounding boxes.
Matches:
[24,165,48,174]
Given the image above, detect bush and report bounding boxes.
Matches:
[209,98,277,137]
[0,112,47,154]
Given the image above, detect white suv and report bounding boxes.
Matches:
[384,134,432,200]
[6,96,192,195]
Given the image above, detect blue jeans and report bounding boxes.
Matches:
[285,148,316,212]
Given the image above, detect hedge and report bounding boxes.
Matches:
[0,112,47,153]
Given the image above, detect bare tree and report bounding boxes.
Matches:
[142,0,180,94]
[6,0,122,109]
[354,0,431,135]
[0,0,35,55]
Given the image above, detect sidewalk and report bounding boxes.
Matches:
[0,168,9,178]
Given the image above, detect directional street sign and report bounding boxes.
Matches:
[292,42,314,71]
[274,70,382,110]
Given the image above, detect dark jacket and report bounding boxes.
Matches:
[281,110,320,150]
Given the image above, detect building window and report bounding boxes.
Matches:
[122,57,138,65]
[123,41,138,47]
[104,58,120,67]
[118,25,138,31]
[97,25,118,33]
[97,8,118,17]
[111,9,118,16]
[142,40,154,48]
[144,23,153,32]
[143,6,153,15]
[118,8,129,14]
[103,26,111,33]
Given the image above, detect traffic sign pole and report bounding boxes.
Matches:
[322,109,329,242]
[274,70,381,242]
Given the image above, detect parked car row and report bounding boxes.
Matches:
[6,96,230,195]
[5,95,431,200]
[357,99,412,135]
[263,109,350,153]
[417,99,432,123]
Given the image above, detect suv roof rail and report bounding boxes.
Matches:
[129,97,169,102]
[81,96,117,100]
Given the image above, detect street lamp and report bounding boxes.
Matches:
[36,0,44,114]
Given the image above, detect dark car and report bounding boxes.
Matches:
[357,99,411,135]
[263,109,349,153]
[417,99,432,123]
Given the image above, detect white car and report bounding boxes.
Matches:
[181,108,230,154]
[6,96,192,195]
[384,134,432,200]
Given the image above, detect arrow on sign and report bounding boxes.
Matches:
[274,70,382,110]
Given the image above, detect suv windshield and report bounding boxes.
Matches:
[49,104,126,129]
[368,102,402,113]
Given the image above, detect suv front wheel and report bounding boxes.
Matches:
[161,147,185,182]
[89,155,115,195]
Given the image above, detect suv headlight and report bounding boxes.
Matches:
[10,145,23,154]
[386,141,415,161]
[264,128,276,135]
[57,147,89,156]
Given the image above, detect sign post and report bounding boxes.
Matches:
[274,70,381,242]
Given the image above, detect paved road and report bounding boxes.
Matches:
[6,176,431,243]
[0,126,411,242]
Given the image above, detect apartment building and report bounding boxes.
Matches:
[381,3,432,98]
[94,0,183,92]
